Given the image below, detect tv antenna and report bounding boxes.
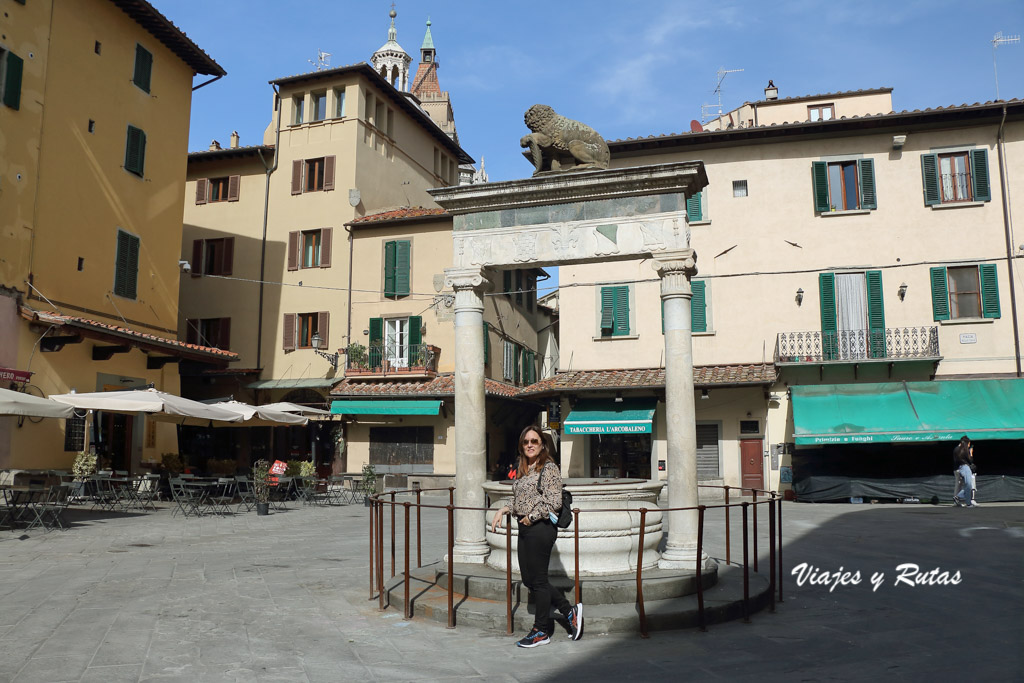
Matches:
[992,32,1020,100]
[308,49,332,72]
[701,67,744,125]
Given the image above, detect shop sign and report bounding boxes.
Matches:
[565,423,651,435]
[959,333,977,345]
[0,367,32,383]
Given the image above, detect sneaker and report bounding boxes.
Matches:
[953,497,964,507]
[968,501,981,507]
[566,603,584,641]
[515,628,550,648]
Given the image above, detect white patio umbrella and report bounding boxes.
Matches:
[50,387,244,425]
[0,386,76,419]
[208,401,308,427]
[259,402,331,416]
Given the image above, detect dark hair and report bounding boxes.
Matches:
[516,424,552,478]
[954,435,972,460]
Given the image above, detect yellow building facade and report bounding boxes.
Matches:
[0,0,228,472]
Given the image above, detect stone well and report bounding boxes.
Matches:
[483,478,665,576]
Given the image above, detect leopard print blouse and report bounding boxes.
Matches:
[499,461,563,523]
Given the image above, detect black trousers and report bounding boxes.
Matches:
[517,519,571,634]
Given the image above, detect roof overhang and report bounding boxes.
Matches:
[108,0,225,76]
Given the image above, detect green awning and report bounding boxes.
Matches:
[330,400,442,416]
[792,379,1024,444]
[564,398,657,435]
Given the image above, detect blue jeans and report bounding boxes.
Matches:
[956,464,974,502]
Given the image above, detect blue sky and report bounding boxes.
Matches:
[171,1,1022,292]
[177,0,1023,182]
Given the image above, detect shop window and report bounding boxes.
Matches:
[589,434,651,479]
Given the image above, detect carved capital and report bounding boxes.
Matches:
[444,267,491,313]
[652,249,698,299]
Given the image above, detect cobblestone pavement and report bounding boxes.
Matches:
[0,497,1021,682]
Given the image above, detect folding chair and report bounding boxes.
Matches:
[169,478,202,518]
[294,477,316,506]
[134,474,161,510]
[91,476,120,512]
[234,476,256,513]
[203,478,236,516]
[326,476,353,505]
[35,484,71,531]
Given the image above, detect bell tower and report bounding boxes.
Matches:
[370,7,412,91]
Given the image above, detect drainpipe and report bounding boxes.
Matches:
[345,225,354,362]
[256,86,282,372]
[996,104,1021,377]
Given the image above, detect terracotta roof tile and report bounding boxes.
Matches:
[330,373,521,398]
[20,308,238,362]
[518,364,777,396]
[349,207,449,225]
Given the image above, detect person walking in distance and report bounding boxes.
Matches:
[491,425,582,647]
[953,436,980,508]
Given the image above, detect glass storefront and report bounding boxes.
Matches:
[589,434,651,479]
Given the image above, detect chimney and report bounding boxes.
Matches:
[208,139,221,151]
[764,80,778,101]
[230,131,240,149]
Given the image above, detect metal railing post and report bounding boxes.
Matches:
[505,511,513,635]
[403,502,411,619]
[369,492,375,600]
[573,509,581,606]
[768,495,776,613]
[696,505,707,632]
[377,499,385,611]
[390,491,396,579]
[636,507,649,639]
[446,504,455,629]
[778,496,784,603]
[752,489,758,573]
[741,501,750,623]
[724,486,731,565]
[415,489,422,568]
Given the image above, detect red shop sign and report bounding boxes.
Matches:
[0,367,32,384]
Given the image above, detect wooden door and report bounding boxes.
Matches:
[740,439,763,492]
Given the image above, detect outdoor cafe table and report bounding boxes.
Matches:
[1,486,44,529]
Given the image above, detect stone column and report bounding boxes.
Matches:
[654,250,708,571]
[444,266,491,563]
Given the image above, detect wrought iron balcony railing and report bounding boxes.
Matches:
[775,327,940,364]
[344,343,439,377]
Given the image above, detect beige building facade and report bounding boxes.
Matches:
[543,88,1023,499]
[0,0,229,472]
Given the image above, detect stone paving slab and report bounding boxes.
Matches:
[0,499,1021,681]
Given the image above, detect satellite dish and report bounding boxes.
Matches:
[690,120,704,133]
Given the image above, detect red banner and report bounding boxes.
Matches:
[269,460,287,475]
[0,367,32,384]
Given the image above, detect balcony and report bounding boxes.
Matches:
[775,327,941,367]
[344,343,439,380]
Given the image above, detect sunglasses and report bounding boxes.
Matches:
[521,438,542,446]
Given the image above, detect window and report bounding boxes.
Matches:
[383,239,411,298]
[94,41,102,55]
[209,177,229,202]
[921,149,990,206]
[297,313,319,348]
[368,315,422,367]
[819,271,886,360]
[662,280,709,333]
[732,180,748,197]
[290,156,335,194]
[599,285,630,337]
[930,264,1000,320]
[515,270,524,306]
[293,96,304,124]
[132,44,152,93]
[186,317,231,350]
[0,48,22,110]
[113,229,140,299]
[124,125,146,177]
[64,415,86,452]
[191,237,234,277]
[287,228,332,270]
[88,119,95,133]
[312,92,326,122]
[334,88,346,118]
[375,101,386,131]
[686,190,704,222]
[811,159,876,212]
[386,108,394,138]
[386,318,409,368]
[740,420,760,435]
[503,270,513,297]
[195,176,239,204]
[808,104,834,121]
[503,341,518,382]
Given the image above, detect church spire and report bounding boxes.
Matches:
[371,6,412,91]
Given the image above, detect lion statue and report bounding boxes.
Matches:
[520,104,610,175]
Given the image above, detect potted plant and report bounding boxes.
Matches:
[346,342,368,372]
[252,459,271,515]
[71,450,97,497]
[361,463,378,506]
[299,460,316,478]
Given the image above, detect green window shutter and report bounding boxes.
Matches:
[383,241,396,297]
[407,315,422,364]
[514,345,521,384]
[124,125,146,176]
[613,286,630,335]
[979,263,1000,319]
[819,273,837,360]
[921,154,940,206]
[114,231,139,299]
[3,52,23,110]
[394,240,411,297]
[133,44,153,93]
[527,350,535,384]
[858,158,877,210]
[368,317,383,368]
[970,148,991,202]
[929,267,950,321]
[691,280,707,333]
[126,234,139,299]
[686,191,703,222]
[812,161,830,212]
[866,270,886,358]
[600,287,614,332]
[482,322,490,362]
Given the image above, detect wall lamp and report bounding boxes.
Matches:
[310,332,339,369]
[898,283,908,301]
[795,288,804,306]
[892,134,907,150]
[614,392,624,403]
[700,389,710,400]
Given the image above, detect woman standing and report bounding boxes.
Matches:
[491,425,583,647]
